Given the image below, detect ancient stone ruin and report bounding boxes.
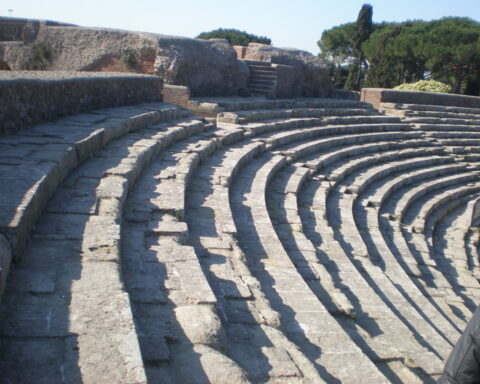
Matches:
[1,17,480,384]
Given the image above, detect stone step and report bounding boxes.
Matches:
[364,171,480,319]
[249,66,277,79]
[392,171,480,221]
[406,186,480,232]
[405,116,480,126]
[218,107,379,124]
[317,142,464,344]
[362,162,463,210]
[234,117,407,138]
[415,125,480,134]
[0,103,183,303]
[189,97,373,114]
[0,112,210,383]
[248,68,277,75]
[268,165,445,381]
[303,141,440,176]
[231,154,390,383]
[248,83,276,92]
[406,110,480,121]
[0,104,182,255]
[248,76,277,85]
[243,59,272,67]
[258,123,416,151]
[185,139,327,381]
[383,102,480,116]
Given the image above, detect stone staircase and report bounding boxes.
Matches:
[3,97,480,382]
[244,60,277,98]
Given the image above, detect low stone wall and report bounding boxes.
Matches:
[162,84,190,108]
[0,71,163,135]
[361,88,480,109]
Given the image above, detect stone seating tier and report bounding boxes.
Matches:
[3,94,480,382]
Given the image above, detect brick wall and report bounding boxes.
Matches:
[162,84,190,108]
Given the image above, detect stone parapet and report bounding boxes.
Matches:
[361,88,480,109]
[0,71,163,135]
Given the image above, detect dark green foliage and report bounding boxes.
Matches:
[344,62,360,90]
[423,18,480,93]
[318,4,373,90]
[196,28,271,46]
[331,64,350,89]
[318,22,356,64]
[363,21,428,88]
[26,42,52,70]
[121,51,137,69]
[319,11,480,94]
[353,4,373,59]
[348,4,373,90]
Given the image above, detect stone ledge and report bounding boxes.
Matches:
[361,88,480,110]
[0,71,163,135]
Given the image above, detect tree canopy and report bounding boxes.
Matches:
[196,28,271,47]
[318,8,480,95]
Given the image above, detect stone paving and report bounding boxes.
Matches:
[1,97,480,383]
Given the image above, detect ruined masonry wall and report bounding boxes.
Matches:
[0,71,164,135]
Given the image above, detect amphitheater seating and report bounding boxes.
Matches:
[2,96,480,383]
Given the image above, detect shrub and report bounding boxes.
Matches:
[26,43,52,70]
[121,51,137,68]
[196,28,271,46]
[394,80,452,93]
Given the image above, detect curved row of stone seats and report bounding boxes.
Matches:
[174,114,392,380]
[184,110,409,382]
[181,103,435,381]
[0,106,223,383]
[120,127,259,383]
[4,95,480,383]
[1,98,396,383]
[186,144,330,383]
[191,97,372,117]
[425,194,480,272]
[404,186,480,293]
[266,127,468,378]
[363,164,480,313]
[381,102,480,119]
[0,103,182,301]
[427,192,480,290]
[318,149,466,338]
[135,96,432,384]
[217,107,378,124]
[207,100,464,380]
[422,199,480,318]
[267,163,447,382]
[405,185,480,234]
[373,171,480,312]
[229,154,389,383]
[362,163,470,212]
[254,123,414,154]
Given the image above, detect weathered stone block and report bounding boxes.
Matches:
[175,305,226,351]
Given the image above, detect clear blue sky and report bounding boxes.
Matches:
[3,0,480,54]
